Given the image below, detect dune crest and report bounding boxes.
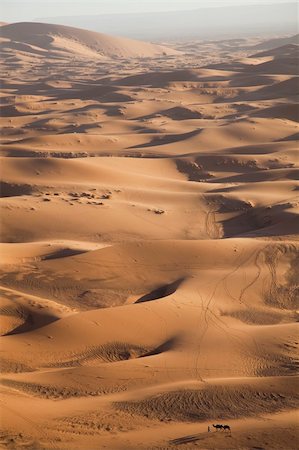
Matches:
[0,22,181,59]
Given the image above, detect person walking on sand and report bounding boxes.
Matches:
[208,426,211,433]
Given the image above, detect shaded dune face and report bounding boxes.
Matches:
[0,22,299,450]
[135,278,185,303]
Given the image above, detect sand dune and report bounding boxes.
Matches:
[0,22,180,59]
[0,25,298,450]
[117,69,202,86]
[253,34,299,51]
[250,43,299,59]
[249,103,299,121]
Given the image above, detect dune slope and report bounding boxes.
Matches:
[0,22,180,59]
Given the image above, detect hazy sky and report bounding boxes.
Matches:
[1,0,296,22]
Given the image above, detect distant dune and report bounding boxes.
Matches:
[250,43,299,59]
[0,22,181,59]
[253,33,299,50]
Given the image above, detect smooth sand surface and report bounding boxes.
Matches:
[0,23,298,449]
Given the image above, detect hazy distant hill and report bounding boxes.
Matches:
[37,3,298,40]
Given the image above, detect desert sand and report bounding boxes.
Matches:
[0,22,298,450]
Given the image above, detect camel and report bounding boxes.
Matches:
[212,424,231,432]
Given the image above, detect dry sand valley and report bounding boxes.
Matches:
[0,22,299,449]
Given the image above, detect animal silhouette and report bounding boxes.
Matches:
[212,424,223,431]
[212,424,231,432]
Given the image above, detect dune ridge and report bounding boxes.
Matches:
[0,22,181,59]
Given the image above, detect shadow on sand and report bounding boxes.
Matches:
[170,430,233,446]
[169,432,210,446]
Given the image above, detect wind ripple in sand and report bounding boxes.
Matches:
[115,380,299,422]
